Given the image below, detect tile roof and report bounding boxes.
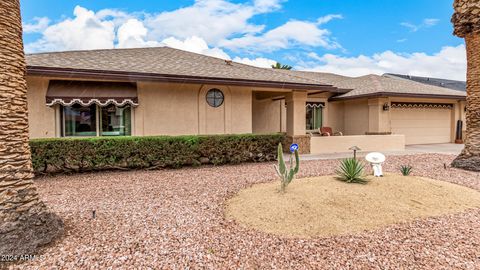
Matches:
[26,47,333,88]
[278,70,466,100]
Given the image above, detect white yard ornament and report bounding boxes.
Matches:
[365,152,386,177]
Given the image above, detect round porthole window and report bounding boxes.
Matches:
[206,89,224,108]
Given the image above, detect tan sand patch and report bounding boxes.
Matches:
[226,174,480,238]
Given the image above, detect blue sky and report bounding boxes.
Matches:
[20,0,466,80]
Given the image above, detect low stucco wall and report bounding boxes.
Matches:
[310,135,405,154]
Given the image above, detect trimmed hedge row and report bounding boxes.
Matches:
[30,134,285,174]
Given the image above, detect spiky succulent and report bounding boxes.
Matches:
[400,165,413,176]
[336,158,368,184]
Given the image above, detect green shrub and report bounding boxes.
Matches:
[30,134,284,175]
[400,165,413,176]
[273,143,300,192]
[335,158,368,184]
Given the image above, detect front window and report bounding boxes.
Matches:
[62,104,132,137]
[306,103,323,131]
[63,104,97,137]
[100,105,132,136]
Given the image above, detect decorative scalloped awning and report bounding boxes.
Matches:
[46,80,138,107]
[391,102,453,109]
[306,102,325,108]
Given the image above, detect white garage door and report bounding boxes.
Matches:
[391,107,452,145]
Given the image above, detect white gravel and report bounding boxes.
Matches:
[8,154,480,269]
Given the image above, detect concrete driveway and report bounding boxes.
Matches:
[299,143,464,161]
[404,144,464,155]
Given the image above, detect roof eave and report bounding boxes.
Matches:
[329,92,467,101]
[27,66,344,92]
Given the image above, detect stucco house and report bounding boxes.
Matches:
[25,47,466,154]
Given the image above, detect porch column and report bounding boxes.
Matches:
[285,91,310,154]
[367,98,391,134]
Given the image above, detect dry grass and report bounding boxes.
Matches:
[226,174,480,238]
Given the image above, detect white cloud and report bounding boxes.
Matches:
[423,18,440,26]
[161,36,231,59]
[220,14,342,52]
[23,17,50,33]
[144,0,269,44]
[299,45,466,81]
[26,6,116,52]
[117,19,160,48]
[317,14,343,24]
[253,0,284,12]
[25,1,295,54]
[401,18,439,32]
[233,56,276,68]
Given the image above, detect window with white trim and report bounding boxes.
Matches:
[61,104,132,137]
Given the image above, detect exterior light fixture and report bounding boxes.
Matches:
[383,103,390,111]
[349,146,361,159]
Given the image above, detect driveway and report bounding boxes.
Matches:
[300,143,464,161]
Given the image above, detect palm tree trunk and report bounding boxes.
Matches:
[452,33,480,170]
[0,0,62,257]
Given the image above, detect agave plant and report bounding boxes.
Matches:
[400,165,413,176]
[273,143,300,192]
[336,158,368,184]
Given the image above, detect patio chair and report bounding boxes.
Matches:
[319,127,343,136]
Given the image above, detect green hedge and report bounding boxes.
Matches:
[29,134,285,174]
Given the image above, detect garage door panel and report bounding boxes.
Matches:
[391,108,451,145]
[391,121,447,128]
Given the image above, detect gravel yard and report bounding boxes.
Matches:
[9,154,480,269]
[226,174,480,238]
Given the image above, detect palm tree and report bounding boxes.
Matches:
[271,62,293,70]
[451,0,480,171]
[0,0,62,256]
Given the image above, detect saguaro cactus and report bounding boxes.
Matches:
[274,143,300,192]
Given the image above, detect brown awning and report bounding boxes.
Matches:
[46,80,138,107]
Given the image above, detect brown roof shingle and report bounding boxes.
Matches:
[278,70,466,100]
[26,47,466,100]
[26,47,336,90]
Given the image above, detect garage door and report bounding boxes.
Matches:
[391,104,452,145]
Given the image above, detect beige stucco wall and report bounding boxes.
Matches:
[25,74,466,147]
[26,78,253,138]
[252,92,344,135]
[310,135,405,154]
[339,97,464,144]
[134,82,199,136]
[343,99,369,135]
[325,101,344,133]
[135,82,252,136]
[26,77,57,138]
[367,98,390,133]
[252,98,284,134]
